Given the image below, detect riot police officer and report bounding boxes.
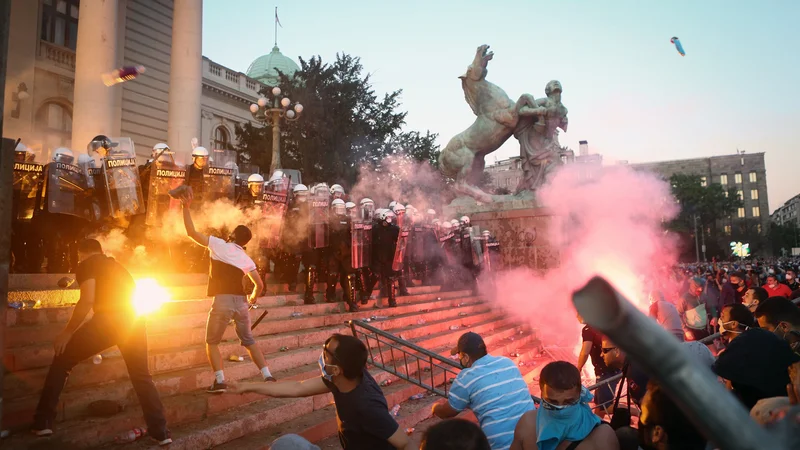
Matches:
[11,144,44,272]
[236,173,264,208]
[330,184,346,201]
[326,199,359,312]
[368,209,400,308]
[281,184,309,293]
[390,203,411,296]
[139,143,170,211]
[301,184,331,304]
[184,146,209,210]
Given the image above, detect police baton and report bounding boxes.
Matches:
[250,304,269,330]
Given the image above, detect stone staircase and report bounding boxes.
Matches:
[4,273,543,449]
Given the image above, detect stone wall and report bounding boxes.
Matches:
[446,199,559,271]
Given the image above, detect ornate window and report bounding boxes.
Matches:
[213,126,231,149]
[41,0,80,51]
[35,101,73,159]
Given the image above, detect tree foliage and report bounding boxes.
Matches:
[669,174,743,259]
[235,53,440,188]
[768,222,800,256]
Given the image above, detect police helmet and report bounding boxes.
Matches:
[432,218,441,225]
[248,174,265,184]
[331,198,346,215]
[482,230,491,237]
[450,219,461,228]
[77,153,94,167]
[15,143,27,153]
[330,184,345,195]
[269,170,284,183]
[360,198,375,207]
[460,216,471,226]
[442,221,452,230]
[53,147,74,164]
[293,183,309,193]
[192,146,209,158]
[427,209,436,216]
[392,203,406,214]
[345,201,356,210]
[87,135,117,154]
[388,201,397,209]
[313,183,329,196]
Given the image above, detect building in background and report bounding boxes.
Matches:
[629,151,770,236]
[772,194,800,228]
[3,0,297,165]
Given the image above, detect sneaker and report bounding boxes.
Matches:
[264,376,277,382]
[32,428,53,437]
[207,381,228,393]
[151,432,173,446]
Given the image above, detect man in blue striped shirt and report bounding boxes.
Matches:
[432,332,535,450]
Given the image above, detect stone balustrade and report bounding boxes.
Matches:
[37,40,76,70]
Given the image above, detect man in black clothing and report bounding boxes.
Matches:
[32,239,172,445]
[785,269,799,291]
[229,334,412,450]
[577,314,620,415]
[326,199,359,312]
[369,210,401,307]
[601,336,650,407]
[719,271,747,310]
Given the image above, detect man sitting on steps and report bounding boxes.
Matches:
[228,334,413,450]
[180,191,275,393]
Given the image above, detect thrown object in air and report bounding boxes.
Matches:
[102,65,146,86]
[670,37,685,56]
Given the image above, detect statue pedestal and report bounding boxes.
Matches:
[444,196,560,271]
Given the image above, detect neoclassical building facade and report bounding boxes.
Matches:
[3,0,299,165]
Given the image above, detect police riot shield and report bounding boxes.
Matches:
[469,226,484,267]
[351,219,373,269]
[145,159,186,226]
[87,167,108,221]
[392,214,411,272]
[308,190,330,249]
[204,151,236,203]
[409,222,426,264]
[41,161,93,221]
[259,176,292,249]
[102,143,144,218]
[13,161,44,221]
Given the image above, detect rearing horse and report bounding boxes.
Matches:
[438,45,534,203]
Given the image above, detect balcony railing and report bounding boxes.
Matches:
[38,40,76,71]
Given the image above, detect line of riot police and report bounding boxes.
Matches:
[235,178,503,312]
[10,136,241,273]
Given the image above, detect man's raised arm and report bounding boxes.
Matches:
[182,202,209,247]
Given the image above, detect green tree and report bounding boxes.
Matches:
[668,174,742,260]
[235,53,438,188]
[768,222,800,256]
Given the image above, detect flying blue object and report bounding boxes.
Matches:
[670,37,685,56]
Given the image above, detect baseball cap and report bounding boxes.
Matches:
[450,332,486,356]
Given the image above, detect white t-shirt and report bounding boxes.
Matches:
[208,236,256,273]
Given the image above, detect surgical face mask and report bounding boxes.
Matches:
[318,352,337,382]
[719,320,745,336]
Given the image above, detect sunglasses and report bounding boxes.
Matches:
[541,397,580,410]
[601,347,617,354]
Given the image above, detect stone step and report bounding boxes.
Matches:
[218,339,543,450]
[3,286,455,350]
[2,302,499,427]
[118,328,539,450]
[2,295,488,399]
[7,321,534,448]
[5,284,444,327]
[3,289,471,374]
[8,273,208,292]
[3,310,520,432]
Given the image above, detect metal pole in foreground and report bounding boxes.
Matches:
[0,0,13,434]
[572,276,784,450]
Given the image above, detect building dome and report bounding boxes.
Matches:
[246,46,300,85]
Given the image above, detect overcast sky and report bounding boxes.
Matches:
[203,0,800,212]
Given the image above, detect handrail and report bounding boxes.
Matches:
[349,319,462,398]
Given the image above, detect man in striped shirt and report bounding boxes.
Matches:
[432,332,535,450]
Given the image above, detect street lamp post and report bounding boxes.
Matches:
[249,86,303,174]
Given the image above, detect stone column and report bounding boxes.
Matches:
[167,0,203,164]
[71,0,119,153]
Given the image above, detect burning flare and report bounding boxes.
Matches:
[132,278,170,316]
